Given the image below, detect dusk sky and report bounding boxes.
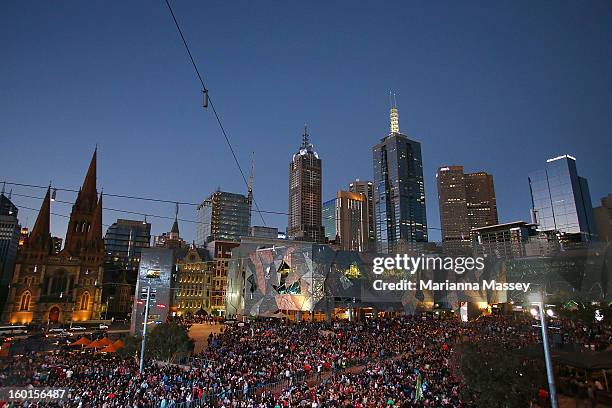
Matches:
[1,1,611,243]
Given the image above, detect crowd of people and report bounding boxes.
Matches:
[0,312,609,407]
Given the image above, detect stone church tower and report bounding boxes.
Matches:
[4,149,104,324]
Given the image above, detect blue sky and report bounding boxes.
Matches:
[1,0,610,242]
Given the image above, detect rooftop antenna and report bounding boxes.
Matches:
[389,91,400,134]
[301,123,310,149]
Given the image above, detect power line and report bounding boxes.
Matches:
[7,186,462,234]
[163,0,266,226]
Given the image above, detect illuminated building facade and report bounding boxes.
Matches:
[3,149,104,324]
[196,190,251,245]
[349,179,375,245]
[437,166,498,253]
[174,246,213,315]
[130,247,175,335]
[323,191,369,252]
[206,240,240,315]
[373,100,427,253]
[288,126,325,243]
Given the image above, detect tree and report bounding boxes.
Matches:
[117,335,141,359]
[146,322,194,363]
[457,342,545,408]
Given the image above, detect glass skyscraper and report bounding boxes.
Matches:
[322,198,336,242]
[528,154,597,242]
[103,219,151,317]
[196,191,251,245]
[373,101,427,253]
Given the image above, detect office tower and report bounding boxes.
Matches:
[327,191,369,252]
[130,247,175,335]
[373,98,427,253]
[174,245,213,316]
[288,125,325,243]
[196,190,251,245]
[322,199,337,243]
[0,193,20,308]
[465,172,498,230]
[349,179,375,244]
[4,149,104,324]
[528,155,597,242]
[103,219,151,318]
[437,166,498,253]
[594,194,612,242]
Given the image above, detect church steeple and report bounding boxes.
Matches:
[86,192,103,252]
[81,146,97,196]
[26,187,52,253]
[64,148,101,255]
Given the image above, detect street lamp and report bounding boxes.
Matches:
[529,292,558,408]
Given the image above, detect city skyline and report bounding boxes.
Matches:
[1,1,610,243]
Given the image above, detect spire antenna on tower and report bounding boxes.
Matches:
[301,122,310,149]
[389,91,400,134]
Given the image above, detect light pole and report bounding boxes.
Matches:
[139,286,151,374]
[529,292,558,408]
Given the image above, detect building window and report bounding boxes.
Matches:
[80,292,90,310]
[20,291,31,311]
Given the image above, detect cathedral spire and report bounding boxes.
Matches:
[86,192,103,251]
[81,147,97,196]
[28,187,52,251]
[389,92,400,134]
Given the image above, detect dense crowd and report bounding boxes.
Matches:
[0,313,609,407]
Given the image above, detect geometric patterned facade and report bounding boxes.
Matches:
[227,239,611,318]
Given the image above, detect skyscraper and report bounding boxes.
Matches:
[323,191,369,252]
[0,193,20,308]
[349,179,375,245]
[103,219,151,318]
[196,190,251,245]
[373,98,427,253]
[437,166,498,253]
[288,126,325,243]
[528,155,597,242]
